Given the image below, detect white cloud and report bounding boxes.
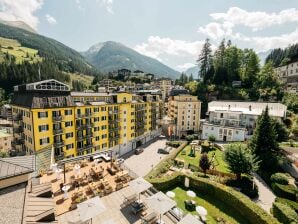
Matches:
[176,63,196,70]
[0,0,43,29]
[97,0,114,14]
[45,14,57,25]
[74,0,84,11]
[134,36,205,59]
[211,7,298,31]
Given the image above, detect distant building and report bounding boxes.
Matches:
[0,104,12,120]
[169,86,189,96]
[153,78,173,101]
[168,94,201,137]
[275,56,298,93]
[0,129,13,154]
[202,101,287,141]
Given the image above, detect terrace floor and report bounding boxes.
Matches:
[58,186,176,224]
[40,159,131,215]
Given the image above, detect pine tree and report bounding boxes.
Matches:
[199,153,210,176]
[189,73,194,82]
[224,143,259,180]
[249,106,279,170]
[197,39,213,84]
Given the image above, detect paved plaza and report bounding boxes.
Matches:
[123,137,168,177]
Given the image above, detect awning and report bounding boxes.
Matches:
[145,191,176,215]
[77,197,106,222]
[177,214,203,224]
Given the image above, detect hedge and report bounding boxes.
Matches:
[272,183,298,201]
[145,141,187,179]
[149,173,279,224]
[272,202,298,224]
[271,173,289,185]
[275,197,298,213]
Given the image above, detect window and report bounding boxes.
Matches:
[101,125,107,130]
[65,121,73,127]
[220,113,223,118]
[39,137,49,145]
[66,143,73,150]
[38,111,48,118]
[64,109,72,115]
[38,124,49,132]
[101,107,106,111]
[94,127,100,132]
[94,117,100,122]
[94,107,99,112]
[101,116,106,121]
[95,136,100,141]
[101,134,107,139]
[102,143,107,148]
[66,132,73,139]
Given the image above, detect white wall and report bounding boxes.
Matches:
[202,124,245,141]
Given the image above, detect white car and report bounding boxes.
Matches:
[116,158,125,164]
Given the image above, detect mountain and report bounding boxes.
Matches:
[184,66,200,79]
[0,19,36,33]
[0,22,95,75]
[82,41,180,79]
[258,50,272,65]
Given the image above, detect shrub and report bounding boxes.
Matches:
[186,135,194,142]
[150,173,279,224]
[166,141,180,148]
[208,135,216,142]
[226,176,259,199]
[271,173,289,185]
[272,183,298,201]
[275,197,298,213]
[272,202,298,224]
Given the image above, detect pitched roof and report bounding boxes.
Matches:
[0,158,33,180]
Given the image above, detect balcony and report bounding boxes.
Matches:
[108,110,119,115]
[109,135,120,141]
[53,140,64,148]
[85,132,93,138]
[76,124,86,130]
[53,128,63,135]
[13,113,22,121]
[12,139,24,145]
[54,152,65,161]
[108,126,119,132]
[52,115,63,122]
[13,127,23,133]
[85,112,93,117]
[75,114,85,119]
[86,123,94,128]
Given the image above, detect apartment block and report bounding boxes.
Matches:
[153,78,173,101]
[168,94,201,137]
[275,56,298,93]
[202,101,287,141]
[11,79,162,160]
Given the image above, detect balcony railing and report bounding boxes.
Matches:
[53,128,63,135]
[85,112,93,117]
[108,135,120,141]
[52,115,63,122]
[108,127,119,132]
[76,124,86,130]
[54,152,65,161]
[12,139,24,145]
[108,110,119,115]
[13,127,23,133]
[13,113,22,121]
[53,140,65,148]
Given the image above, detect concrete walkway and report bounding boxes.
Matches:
[253,173,276,212]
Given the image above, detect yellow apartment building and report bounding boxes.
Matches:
[11,79,162,160]
[168,94,201,137]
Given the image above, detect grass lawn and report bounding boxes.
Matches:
[169,187,249,224]
[176,145,229,173]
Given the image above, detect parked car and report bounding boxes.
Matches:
[135,147,144,155]
[116,158,125,164]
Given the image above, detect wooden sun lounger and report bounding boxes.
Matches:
[31,182,52,197]
[142,212,158,224]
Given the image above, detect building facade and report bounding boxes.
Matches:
[0,129,12,154]
[275,57,298,93]
[202,101,287,141]
[168,94,201,137]
[11,79,162,160]
[153,78,173,101]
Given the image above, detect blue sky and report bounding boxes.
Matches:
[1,0,298,71]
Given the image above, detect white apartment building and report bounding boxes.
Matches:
[275,57,298,93]
[202,101,287,142]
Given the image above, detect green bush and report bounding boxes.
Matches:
[208,135,216,142]
[272,183,298,201]
[150,173,279,224]
[226,176,259,199]
[275,197,298,213]
[272,202,298,224]
[271,173,289,185]
[166,141,181,148]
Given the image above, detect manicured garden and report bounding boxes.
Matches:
[176,144,229,173]
[169,186,249,224]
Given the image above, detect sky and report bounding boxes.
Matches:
[0,0,298,72]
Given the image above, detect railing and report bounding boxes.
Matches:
[108,110,119,115]
[53,128,63,135]
[12,139,24,145]
[52,115,63,122]
[0,160,33,180]
[85,112,93,117]
[108,127,119,132]
[53,140,64,148]
[13,127,23,133]
[76,124,86,130]
[13,113,22,121]
[54,152,65,161]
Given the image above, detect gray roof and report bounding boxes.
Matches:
[0,155,35,179]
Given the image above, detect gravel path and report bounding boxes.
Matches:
[253,173,276,212]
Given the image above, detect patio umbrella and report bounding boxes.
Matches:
[166,191,175,198]
[77,197,106,224]
[145,191,176,222]
[186,190,196,198]
[129,177,152,200]
[196,206,208,216]
[177,214,203,224]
